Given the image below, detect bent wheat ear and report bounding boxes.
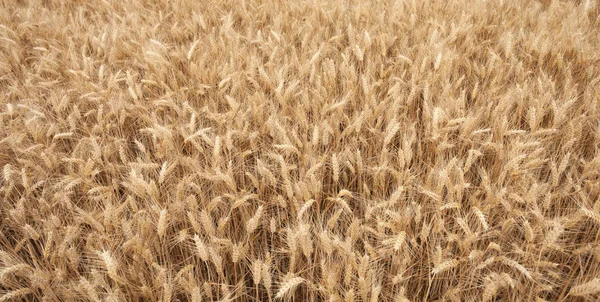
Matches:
[246,206,263,234]
[569,278,600,297]
[383,231,407,251]
[275,276,304,300]
[432,259,459,275]
[0,288,32,302]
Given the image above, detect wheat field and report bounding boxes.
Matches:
[1,0,599,301]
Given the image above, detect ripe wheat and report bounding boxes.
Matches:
[1,0,600,301]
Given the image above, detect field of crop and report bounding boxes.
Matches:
[1,0,600,301]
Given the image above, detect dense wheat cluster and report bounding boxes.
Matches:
[1,0,600,301]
